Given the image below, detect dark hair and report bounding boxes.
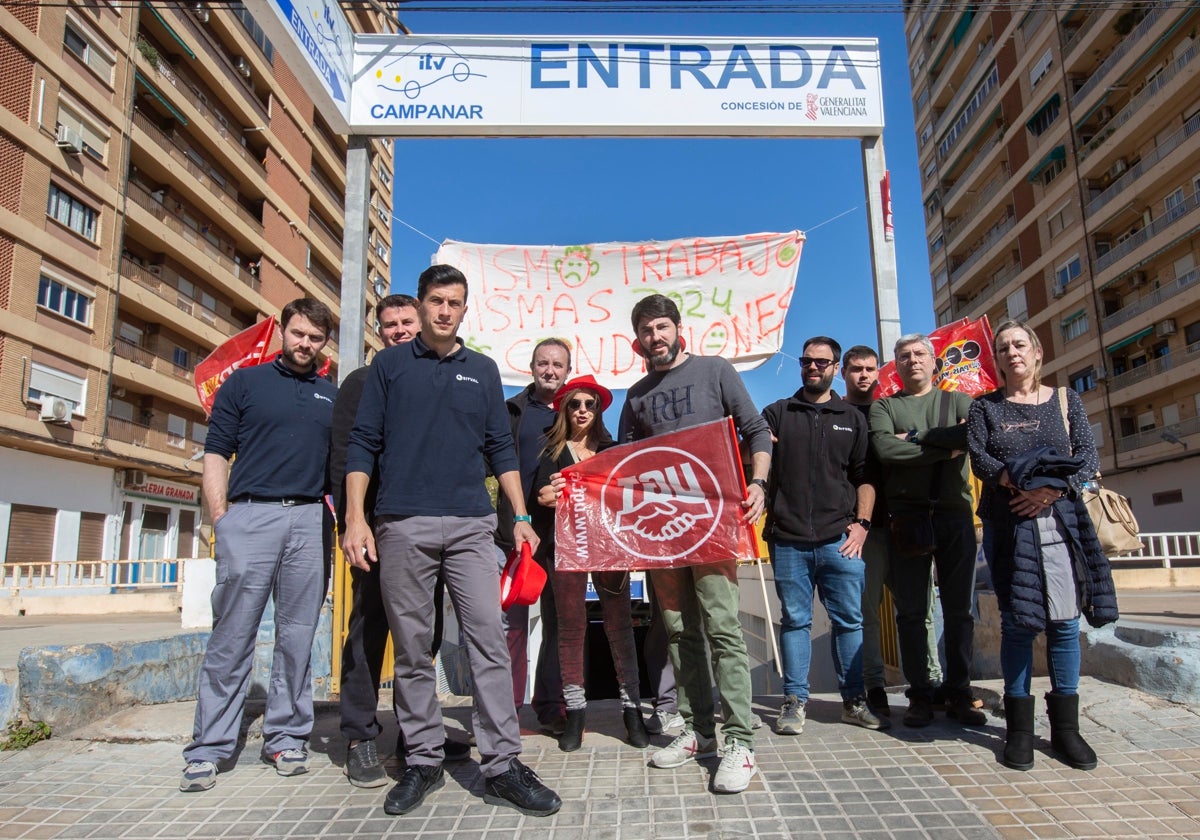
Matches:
[281,298,333,337]
[531,337,573,367]
[630,293,681,332]
[542,386,613,461]
[376,293,417,320]
[803,336,842,359]
[841,344,878,368]
[417,264,469,303]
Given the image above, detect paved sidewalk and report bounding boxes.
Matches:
[0,676,1198,839]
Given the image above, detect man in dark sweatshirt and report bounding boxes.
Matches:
[868,333,987,729]
[762,336,886,738]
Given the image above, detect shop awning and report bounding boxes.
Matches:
[134,72,188,126]
[1026,94,1061,133]
[1105,326,1154,354]
[1028,145,1066,182]
[143,2,196,60]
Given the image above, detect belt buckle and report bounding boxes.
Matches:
[281,498,296,507]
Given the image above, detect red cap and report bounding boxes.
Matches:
[500,542,547,610]
[552,374,614,413]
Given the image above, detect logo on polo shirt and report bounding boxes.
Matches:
[314,393,333,404]
[832,424,853,432]
[456,374,479,384]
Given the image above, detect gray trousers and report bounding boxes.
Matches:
[184,501,327,763]
[377,514,520,778]
[861,528,943,690]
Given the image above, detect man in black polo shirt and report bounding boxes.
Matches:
[180,298,337,793]
[343,265,561,818]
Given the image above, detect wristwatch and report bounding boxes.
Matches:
[749,478,768,491]
[854,518,872,531]
[905,428,921,443]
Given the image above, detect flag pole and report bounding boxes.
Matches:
[754,557,782,677]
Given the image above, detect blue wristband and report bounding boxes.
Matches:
[513,515,532,524]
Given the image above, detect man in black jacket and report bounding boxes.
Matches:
[329,294,467,788]
[761,336,886,737]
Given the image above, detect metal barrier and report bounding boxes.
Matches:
[1115,533,1200,569]
[3,558,184,594]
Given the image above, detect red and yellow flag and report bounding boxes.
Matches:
[193,317,276,416]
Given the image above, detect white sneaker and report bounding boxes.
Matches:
[713,740,757,793]
[659,710,684,732]
[775,695,805,735]
[649,729,717,769]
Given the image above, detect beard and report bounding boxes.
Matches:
[802,376,832,397]
[649,336,682,367]
[281,344,314,370]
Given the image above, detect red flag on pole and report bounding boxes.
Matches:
[193,317,276,416]
[554,418,760,572]
[876,315,999,398]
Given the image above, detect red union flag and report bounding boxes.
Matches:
[193,317,276,416]
[876,316,999,398]
[555,418,760,572]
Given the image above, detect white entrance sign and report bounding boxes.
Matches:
[261,0,355,130]
[351,35,882,136]
[436,231,804,389]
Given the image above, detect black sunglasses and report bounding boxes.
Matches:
[567,398,597,411]
[800,357,835,370]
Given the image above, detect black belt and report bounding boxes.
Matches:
[230,495,322,506]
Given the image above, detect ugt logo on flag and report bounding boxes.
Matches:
[555,418,760,571]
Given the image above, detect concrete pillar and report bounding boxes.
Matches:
[340,136,372,381]
[861,135,903,362]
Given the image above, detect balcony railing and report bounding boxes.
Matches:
[1070,1,1168,108]
[308,211,344,260]
[1116,410,1200,453]
[114,337,193,381]
[1063,10,1104,56]
[307,262,340,298]
[119,258,248,339]
[1101,267,1200,333]
[309,164,345,212]
[1109,338,1200,392]
[1087,113,1200,218]
[950,211,1015,283]
[945,168,1009,243]
[1081,40,1198,162]
[1095,190,1200,272]
[1119,532,1200,569]
[953,260,1021,317]
[944,137,1006,204]
[107,415,191,456]
[175,5,268,118]
[126,181,260,294]
[2,557,184,593]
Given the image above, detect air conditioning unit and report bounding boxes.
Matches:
[234,56,251,79]
[1157,319,1177,337]
[127,469,147,486]
[1052,284,1066,298]
[1131,270,1148,286]
[55,124,83,154]
[1095,366,1108,381]
[39,397,72,424]
[147,264,163,276]
[373,277,388,297]
[1110,158,1129,178]
[191,2,209,22]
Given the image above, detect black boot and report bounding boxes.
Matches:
[1000,695,1036,771]
[623,708,650,748]
[1045,692,1097,770]
[558,708,585,752]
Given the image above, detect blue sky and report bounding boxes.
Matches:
[386,1,933,410]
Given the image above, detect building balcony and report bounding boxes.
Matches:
[944,168,1010,248]
[308,211,343,261]
[950,211,1016,284]
[1101,266,1200,333]
[943,135,1006,206]
[952,260,1021,319]
[1062,9,1106,57]
[131,110,261,232]
[106,415,192,458]
[307,262,340,299]
[173,4,270,119]
[1079,39,1198,164]
[1070,2,1170,110]
[125,181,261,296]
[1117,407,1200,454]
[936,64,999,165]
[118,258,250,339]
[114,338,194,383]
[1095,190,1200,274]
[1086,112,1200,220]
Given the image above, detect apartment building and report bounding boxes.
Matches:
[0,1,396,579]
[907,2,1200,531]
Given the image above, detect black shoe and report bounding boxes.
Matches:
[903,697,934,727]
[345,740,388,789]
[383,764,444,816]
[946,695,988,726]
[443,738,471,762]
[867,687,891,718]
[1001,695,1036,771]
[929,684,948,711]
[483,759,562,817]
[558,709,585,752]
[539,716,567,737]
[1045,692,1097,771]
[623,708,650,749]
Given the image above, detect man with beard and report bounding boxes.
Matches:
[761,337,886,738]
[496,338,571,732]
[181,298,337,792]
[619,294,770,795]
[330,294,470,787]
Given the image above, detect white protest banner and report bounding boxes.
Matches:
[435,231,803,390]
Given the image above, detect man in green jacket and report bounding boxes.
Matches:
[868,334,987,729]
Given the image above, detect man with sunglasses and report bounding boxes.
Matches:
[761,337,886,738]
[619,294,771,795]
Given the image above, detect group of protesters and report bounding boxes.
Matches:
[178,264,1115,816]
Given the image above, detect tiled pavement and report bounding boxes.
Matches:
[0,676,1198,839]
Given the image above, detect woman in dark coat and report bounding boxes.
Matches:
[967,319,1115,772]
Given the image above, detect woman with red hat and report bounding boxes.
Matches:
[533,374,650,752]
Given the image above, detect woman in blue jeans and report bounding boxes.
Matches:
[967,319,1114,771]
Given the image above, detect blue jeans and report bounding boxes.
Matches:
[770,537,865,702]
[1000,612,1081,697]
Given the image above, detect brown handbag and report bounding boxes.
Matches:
[1056,388,1142,556]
